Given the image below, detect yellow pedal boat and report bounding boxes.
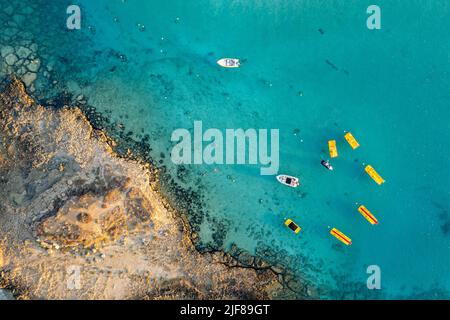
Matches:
[365,165,385,185]
[330,228,352,245]
[344,132,360,149]
[358,205,379,225]
[328,140,338,158]
[285,219,301,234]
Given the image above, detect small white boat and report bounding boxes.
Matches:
[276,175,300,188]
[217,58,240,68]
[321,159,333,171]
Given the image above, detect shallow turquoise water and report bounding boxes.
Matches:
[2,0,449,298]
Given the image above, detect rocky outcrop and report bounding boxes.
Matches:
[0,78,290,299]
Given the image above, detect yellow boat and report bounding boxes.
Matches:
[365,165,385,185]
[344,132,360,149]
[328,140,338,158]
[330,228,352,245]
[285,219,301,234]
[358,205,378,225]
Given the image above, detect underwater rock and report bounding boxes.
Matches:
[16,46,32,59]
[30,43,38,53]
[4,6,14,16]
[237,251,255,267]
[12,14,25,25]
[21,6,34,15]
[1,46,14,58]
[22,71,36,87]
[0,289,14,300]
[5,53,17,66]
[3,28,18,37]
[27,59,40,72]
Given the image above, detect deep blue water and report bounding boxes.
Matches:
[1,0,449,299]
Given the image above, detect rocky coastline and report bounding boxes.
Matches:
[0,77,307,299]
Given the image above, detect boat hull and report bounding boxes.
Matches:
[217,58,240,68]
[276,175,300,188]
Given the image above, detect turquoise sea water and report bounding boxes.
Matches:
[1,0,449,299]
